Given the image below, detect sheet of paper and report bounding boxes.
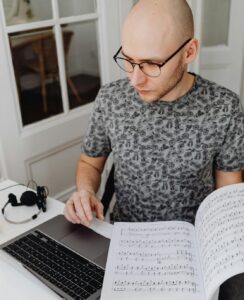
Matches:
[101,221,205,300]
[195,183,244,300]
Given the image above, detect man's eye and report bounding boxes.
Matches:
[141,61,157,65]
[142,62,157,67]
[124,59,134,64]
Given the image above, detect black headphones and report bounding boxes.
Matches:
[1,181,48,224]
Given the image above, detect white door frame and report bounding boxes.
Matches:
[0,0,133,200]
[197,0,244,95]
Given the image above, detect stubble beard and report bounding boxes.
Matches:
[157,62,186,101]
[140,61,186,102]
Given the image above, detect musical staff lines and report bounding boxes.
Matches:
[119,238,192,249]
[117,249,194,263]
[114,263,196,277]
[112,279,198,293]
[106,222,202,296]
[195,185,244,293]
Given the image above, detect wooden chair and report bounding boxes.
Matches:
[14,30,81,113]
[28,30,82,113]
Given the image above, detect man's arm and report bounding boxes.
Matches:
[76,153,107,193]
[215,170,243,189]
[64,154,107,226]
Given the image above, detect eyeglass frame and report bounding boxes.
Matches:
[113,38,192,78]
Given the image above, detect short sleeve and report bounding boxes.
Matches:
[214,100,244,171]
[81,86,111,157]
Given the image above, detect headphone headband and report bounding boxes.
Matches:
[1,181,48,224]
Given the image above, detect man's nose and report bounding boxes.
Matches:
[130,65,147,87]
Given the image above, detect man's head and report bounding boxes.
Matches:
[119,0,198,102]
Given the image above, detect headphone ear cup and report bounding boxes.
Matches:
[20,191,38,206]
[8,193,19,206]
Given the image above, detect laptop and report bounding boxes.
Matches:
[0,214,110,300]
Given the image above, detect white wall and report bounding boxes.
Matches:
[66,22,100,77]
[0,137,8,181]
[31,0,52,20]
[202,0,230,47]
[58,0,95,17]
[241,69,244,109]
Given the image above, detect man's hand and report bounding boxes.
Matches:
[64,189,104,226]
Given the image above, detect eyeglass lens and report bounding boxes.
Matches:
[116,58,161,77]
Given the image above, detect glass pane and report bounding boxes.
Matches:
[3,0,53,26]
[9,27,64,126]
[62,22,101,110]
[58,0,96,18]
[202,0,230,47]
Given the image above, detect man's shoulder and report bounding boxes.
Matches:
[94,77,136,112]
[197,74,236,91]
[196,74,240,108]
[100,77,132,94]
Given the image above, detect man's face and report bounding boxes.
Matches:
[122,43,186,102]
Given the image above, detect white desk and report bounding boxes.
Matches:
[0,180,113,300]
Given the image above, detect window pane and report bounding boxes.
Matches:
[9,28,64,126]
[62,22,101,110]
[202,0,230,47]
[58,0,96,17]
[3,0,53,26]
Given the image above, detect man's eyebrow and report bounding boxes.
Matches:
[121,50,164,62]
[121,50,133,59]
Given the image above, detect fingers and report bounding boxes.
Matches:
[93,197,104,221]
[64,196,80,224]
[80,190,93,223]
[64,191,91,226]
[64,190,104,226]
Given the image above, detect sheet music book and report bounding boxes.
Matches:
[101,183,244,300]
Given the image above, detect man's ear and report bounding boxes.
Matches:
[184,38,199,64]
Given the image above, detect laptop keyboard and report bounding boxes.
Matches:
[3,230,104,299]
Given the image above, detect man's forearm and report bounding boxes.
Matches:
[75,154,107,194]
[215,170,243,189]
[76,159,102,194]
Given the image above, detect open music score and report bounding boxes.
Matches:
[101,222,205,300]
[195,184,244,297]
[101,183,244,300]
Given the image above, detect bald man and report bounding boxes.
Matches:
[64,0,243,225]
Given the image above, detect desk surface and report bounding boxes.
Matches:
[0,179,112,300]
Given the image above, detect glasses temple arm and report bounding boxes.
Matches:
[163,38,192,65]
[113,46,122,60]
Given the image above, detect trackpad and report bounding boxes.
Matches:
[60,226,109,267]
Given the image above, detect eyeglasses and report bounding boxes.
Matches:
[113,38,192,78]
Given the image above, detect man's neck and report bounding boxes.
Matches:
[160,72,195,102]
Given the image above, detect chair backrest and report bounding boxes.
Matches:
[101,164,115,215]
[62,30,73,66]
[31,30,73,77]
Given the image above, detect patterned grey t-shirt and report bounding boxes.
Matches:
[82,74,244,223]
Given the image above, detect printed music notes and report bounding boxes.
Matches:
[101,183,244,300]
[195,184,244,299]
[101,221,205,300]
